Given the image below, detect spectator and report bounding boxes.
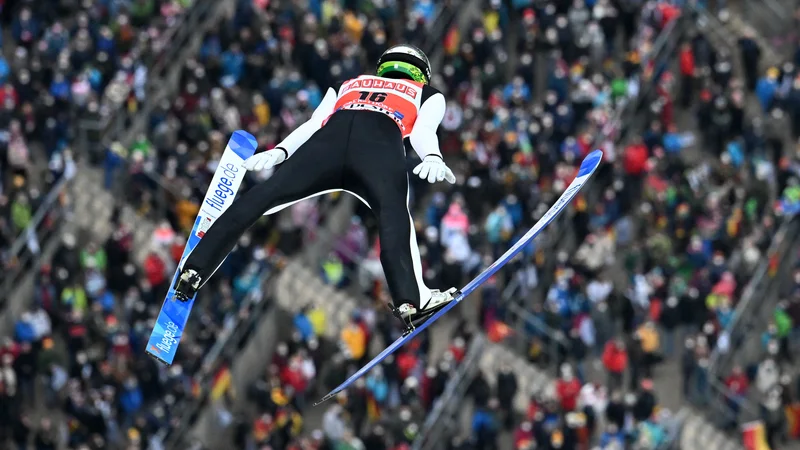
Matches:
[602,338,628,392]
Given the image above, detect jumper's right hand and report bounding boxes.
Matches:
[242,148,287,171]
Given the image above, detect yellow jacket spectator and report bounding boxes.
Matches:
[307,306,327,337]
[636,322,660,354]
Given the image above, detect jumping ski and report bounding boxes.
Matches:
[314,149,604,405]
[146,130,258,365]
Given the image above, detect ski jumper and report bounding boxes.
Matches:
[181,75,447,309]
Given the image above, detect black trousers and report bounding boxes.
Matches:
[183,110,431,308]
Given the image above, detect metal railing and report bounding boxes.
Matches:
[692,216,800,433]
[495,6,687,367]
[685,0,800,431]
[1,1,215,306]
[1,174,73,310]
[149,191,349,447]
[708,217,800,377]
[75,0,223,217]
[413,334,487,450]
[75,0,218,157]
[729,0,793,59]
[1,2,211,300]
[150,259,280,449]
[419,0,458,57]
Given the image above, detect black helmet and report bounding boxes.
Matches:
[376,44,432,85]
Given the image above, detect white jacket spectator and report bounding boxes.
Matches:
[576,233,615,271]
[29,307,52,340]
[587,278,613,304]
[323,405,347,441]
[756,358,780,394]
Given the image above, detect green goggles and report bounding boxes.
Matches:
[377,61,428,84]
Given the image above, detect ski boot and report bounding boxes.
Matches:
[391,288,458,336]
[173,269,202,302]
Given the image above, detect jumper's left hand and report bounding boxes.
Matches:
[413,155,456,184]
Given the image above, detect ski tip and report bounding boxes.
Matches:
[578,150,603,177]
[146,350,172,367]
[228,130,258,159]
[313,393,337,407]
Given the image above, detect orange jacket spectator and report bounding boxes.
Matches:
[602,341,628,374]
[340,321,366,360]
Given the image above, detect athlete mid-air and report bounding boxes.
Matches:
[173,45,458,327]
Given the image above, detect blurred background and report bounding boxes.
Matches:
[1,0,800,449]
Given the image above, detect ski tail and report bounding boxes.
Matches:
[314,149,603,405]
[146,130,258,365]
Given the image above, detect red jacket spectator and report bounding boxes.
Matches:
[0,84,18,106]
[679,44,695,77]
[143,252,167,287]
[623,140,649,176]
[448,338,466,362]
[170,239,185,263]
[514,421,535,449]
[555,375,582,411]
[657,2,681,27]
[526,397,540,421]
[725,367,749,396]
[602,341,628,374]
[280,359,308,394]
[397,351,418,380]
[0,339,20,361]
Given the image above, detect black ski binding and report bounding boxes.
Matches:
[173,269,201,303]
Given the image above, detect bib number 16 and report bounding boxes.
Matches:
[358,91,387,102]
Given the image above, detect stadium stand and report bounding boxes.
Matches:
[3,0,800,449]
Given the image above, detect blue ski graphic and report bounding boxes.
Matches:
[314,149,603,405]
[146,130,258,365]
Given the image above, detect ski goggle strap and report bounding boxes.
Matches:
[377,61,428,84]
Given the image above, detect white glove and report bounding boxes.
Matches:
[413,155,456,184]
[242,148,287,171]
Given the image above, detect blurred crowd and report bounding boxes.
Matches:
[0,0,193,272]
[470,365,681,450]
[235,308,479,450]
[0,0,408,447]
[0,0,201,447]
[707,244,800,448]
[4,0,800,448]
[113,0,438,226]
[704,41,800,442]
[235,0,707,449]
[282,3,800,450]
[1,209,284,449]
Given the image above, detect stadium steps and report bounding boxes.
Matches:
[273,262,551,412]
[679,413,745,450]
[722,0,793,64]
[709,8,782,69]
[0,164,157,327]
[66,0,238,264]
[184,195,359,447]
[674,10,800,450]
[70,165,157,263]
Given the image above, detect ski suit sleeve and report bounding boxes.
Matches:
[275,86,339,158]
[408,86,446,160]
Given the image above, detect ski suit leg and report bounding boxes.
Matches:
[343,113,431,309]
[182,124,346,285]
